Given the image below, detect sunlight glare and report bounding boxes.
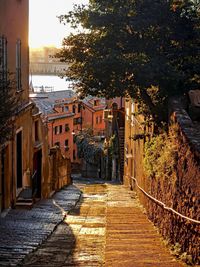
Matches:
[29,0,89,48]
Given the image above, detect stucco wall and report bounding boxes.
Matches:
[0,0,29,101]
[49,147,71,192]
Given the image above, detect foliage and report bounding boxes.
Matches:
[0,73,19,145]
[144,127,178,179]
[56,0,200,126]
[104,134,119,156]
[130,133,150,141]
[171,243,194,265]
[75,129,103,164]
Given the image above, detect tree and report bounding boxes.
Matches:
[56,0,200,125]
[0,72,19,145]
[75,129,103,164]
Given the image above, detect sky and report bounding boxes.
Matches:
[29,0,89,48]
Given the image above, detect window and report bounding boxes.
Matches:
[100,115,102,124]
[94,100,98,106]
[96,116,98,124]
[54,126,59,135]
[73,149,76,160]
[65,124,70,132]
[0,35,7,86]
[73,117,82,125]
[54,126,58,135]
[65,139,69,151]
[16,39,22,91]
[65,139,69,146]
[54,125,63,134]
[65,106,69,112]
[72,105,76,114]
[73,135,76,143]
[78,103,81,113]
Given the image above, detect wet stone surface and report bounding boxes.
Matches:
[21,179,107,267]
[0,185,81,266]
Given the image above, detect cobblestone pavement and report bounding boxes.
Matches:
[21,178,107,266]
[20,178,186,267]
[0,185,81,266]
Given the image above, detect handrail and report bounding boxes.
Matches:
[31,170,37,180]
[125,175,200,224]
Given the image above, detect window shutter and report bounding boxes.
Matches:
[0,35,8,87]
[16,39,22,91]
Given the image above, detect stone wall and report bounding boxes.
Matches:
[125,98,200,264]
[49,147,71,192]
[145,99,200,264]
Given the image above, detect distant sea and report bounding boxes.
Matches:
[30,75,73,92]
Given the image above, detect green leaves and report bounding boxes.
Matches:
[56,0,200,126]
[75,130,103,164]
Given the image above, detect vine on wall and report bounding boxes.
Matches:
[144,126,179,181]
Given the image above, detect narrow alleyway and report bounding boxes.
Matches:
[19,178,185,267]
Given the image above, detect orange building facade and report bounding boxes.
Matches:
[31,92,106,164]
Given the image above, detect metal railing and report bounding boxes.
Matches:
[125,175,200,224]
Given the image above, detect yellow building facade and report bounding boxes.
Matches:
[0,0,52,212]
[124,97,153,204]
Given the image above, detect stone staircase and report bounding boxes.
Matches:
[15,188,33,209]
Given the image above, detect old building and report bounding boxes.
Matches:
[103,97,125,181]
[123,97,145,188]
[30,91,106,172]
[81,96,106,136]
[0,0,63,212]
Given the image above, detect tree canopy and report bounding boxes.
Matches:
[56,0,200,124]
[75,130,103,164]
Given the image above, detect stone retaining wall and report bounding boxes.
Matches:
[126,98,200,264]
[145,99,200,264]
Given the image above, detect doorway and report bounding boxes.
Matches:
[1,149,5,211]
[16,131,22,189]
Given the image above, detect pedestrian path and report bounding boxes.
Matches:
[0,185,81,266]
[105,184,185,267]
[20,179,186,267]
[22,180,107,266]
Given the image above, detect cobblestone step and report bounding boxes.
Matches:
[105,185,185,267]
[0,179,191,266]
